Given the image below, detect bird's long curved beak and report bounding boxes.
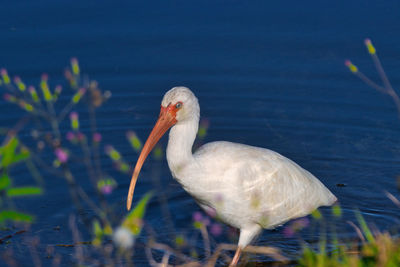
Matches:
[127,106,177,210]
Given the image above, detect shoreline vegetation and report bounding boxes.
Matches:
[1,39,400,266]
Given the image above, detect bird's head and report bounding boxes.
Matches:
[126,86,199,210]
[161,86,200,123]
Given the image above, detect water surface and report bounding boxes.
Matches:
[1,0,400,265]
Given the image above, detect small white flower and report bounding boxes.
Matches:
[113,227,134,249]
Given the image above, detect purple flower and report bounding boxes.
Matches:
[3,94,12,101]
[104,145,112,154]
[283,217,310,238]
[76,132,85,141]
[100,184,113,195]
[93,133,102,142]
[204,206,217,218]
[64,69,73,80]
[200,118,210,128]
[69,112,78,120]
[66,131,75,141]
[210,223,222,236]
[283,226,295,238]
[41,73,48,81]
[295,217,309,228]
[97,178,117,195]
[78,87,86,95]
[126,131,134,139]
[71,57,78,65]
[193,211,203,222]
[55,148,68,163]
[55,85,62,94]
[37,141,45,150]
[1,68,8,76]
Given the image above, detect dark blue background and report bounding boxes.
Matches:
[1,0,400,265]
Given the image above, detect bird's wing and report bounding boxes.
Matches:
[194,141,336,227]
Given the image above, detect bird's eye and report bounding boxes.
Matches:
[175,102,183,109]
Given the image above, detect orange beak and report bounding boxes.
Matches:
[126,105,177,210]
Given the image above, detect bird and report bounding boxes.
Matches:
[127,86,337,266]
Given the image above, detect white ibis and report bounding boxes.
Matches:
[127,87,337,266]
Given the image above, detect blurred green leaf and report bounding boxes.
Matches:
[91,219,104,246]
[311,209,322,220]
[190,249,199,259]
[0,138,29,168]
[71,120,79,130]
[40,81,53,102]
[91,219,104,247]
[6,186,42,197]
[193,221,203,229]
[93,219,103,237]
[131,137,142,151]
[122,192,152,235]
[175,234,185,247]
[197,127,207,139]
[152,145,163,160]
[103,223,113,235]
[197,119,209,139]
[127,131,142,152]
[119,163,130,173]
[1,137,18,167]
[72,92,82,103]
[0,173,10,190]
[1,71,10,84]
[0,210,33,223]
[332,204,342,218]
[356,210,375,243]
[71,58,80,75]
[130,192,152,219]
[12,148,30,163]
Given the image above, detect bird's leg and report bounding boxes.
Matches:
[229,246,242,267]
[229,224,262,266]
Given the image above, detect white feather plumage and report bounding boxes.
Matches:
[163,86,336,250]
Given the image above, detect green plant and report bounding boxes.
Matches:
[298,210,400,267]
[0,60,155,265]
[345,39,400,117]
[0,136,41,225]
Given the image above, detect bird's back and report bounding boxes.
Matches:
[180,141,337,229]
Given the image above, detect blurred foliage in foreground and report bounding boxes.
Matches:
[0,137,40,224]
[299,211,400,267]
[0,59,152,265]
[297,39,400,267]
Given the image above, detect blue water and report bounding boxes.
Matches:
[1,0,400,265]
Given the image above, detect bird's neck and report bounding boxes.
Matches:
[166,118,198,177]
